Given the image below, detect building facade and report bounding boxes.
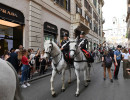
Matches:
[0,0,104,56]
[126,0,130,48]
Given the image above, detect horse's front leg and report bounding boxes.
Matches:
[50,69,57,97]
[61,68,66,92]
[68,66,71,84]
[75,69,80,97]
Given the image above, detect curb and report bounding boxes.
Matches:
[28,72,52,82]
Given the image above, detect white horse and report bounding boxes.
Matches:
[69,38,90,97]
[44,40,71,97]
[0,58,22,100]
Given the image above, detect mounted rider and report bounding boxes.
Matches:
[78,31,89,57]
[78,31,94,63]
[61,33,70,63]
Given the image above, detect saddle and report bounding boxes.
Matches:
[82,49,94,63]
[82,49,90,58]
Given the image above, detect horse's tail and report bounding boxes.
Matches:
[6,61,23,100]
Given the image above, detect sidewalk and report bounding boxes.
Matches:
[28,67,52,82]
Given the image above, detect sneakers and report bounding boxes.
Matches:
[21,83,31,88]
[26,83,31,87]
[21,84,27,88]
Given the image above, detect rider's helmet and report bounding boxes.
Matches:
[63,33,69,37]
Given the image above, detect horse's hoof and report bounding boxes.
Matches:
[52,93,56,97]
[87,80,91,82]
[75,93,79,97]
[61,89,65,92]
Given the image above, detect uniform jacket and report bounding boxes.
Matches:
[78,38,88,50]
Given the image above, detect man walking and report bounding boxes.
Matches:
[114,45,122,80]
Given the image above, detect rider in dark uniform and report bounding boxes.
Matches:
[78,31,88,51]
[61,33,70,63]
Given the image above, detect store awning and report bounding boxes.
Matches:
[0,3,24,27]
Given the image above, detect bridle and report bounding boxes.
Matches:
[45,43,53,56]
[69,41,88,62]
[44,42,62,74]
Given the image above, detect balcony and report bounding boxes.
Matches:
[71,13,89,27]
[71,13,90,33]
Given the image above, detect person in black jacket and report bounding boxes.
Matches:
[7,48,19,73]
[61,33,70,63]
[78,31,88,51]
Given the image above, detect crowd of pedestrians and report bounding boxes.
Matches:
[101,45,130,83]
[0,45,50,88]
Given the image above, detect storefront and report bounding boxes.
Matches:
[44,22,58,42]
[0,3,24,56]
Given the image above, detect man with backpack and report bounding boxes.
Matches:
[114,45,122,80]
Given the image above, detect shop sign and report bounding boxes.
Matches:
[0,3,24,25]
[44,22,57,34]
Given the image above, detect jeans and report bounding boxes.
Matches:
[21,64,29,84]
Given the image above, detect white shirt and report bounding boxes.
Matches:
[40,54,44,59]
[122,53,130,60]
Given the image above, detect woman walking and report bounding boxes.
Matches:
[102,50,113,83]
[122,49,130,79]
[21,49,32,88]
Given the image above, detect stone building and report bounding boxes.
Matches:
[0,0,104,56]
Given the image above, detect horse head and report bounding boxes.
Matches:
[44,39,53,59]
[69,37,78,59]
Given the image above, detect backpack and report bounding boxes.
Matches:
[105,55,112,67]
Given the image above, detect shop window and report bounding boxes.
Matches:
[0,25,23,57]
[84,0,92,13]
[54,0,70,12]
[93,0,97,8]
[44,22,58,43]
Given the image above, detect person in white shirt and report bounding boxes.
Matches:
[122,49,130,79]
